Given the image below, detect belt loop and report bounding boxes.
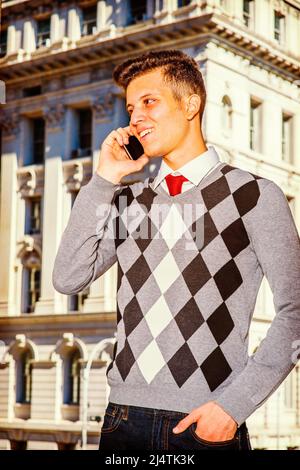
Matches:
[123,405,128,421]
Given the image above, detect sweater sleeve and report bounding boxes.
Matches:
[214,181,300,426]
[52,172,121,295]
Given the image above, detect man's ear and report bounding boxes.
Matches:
[185,94,201,120]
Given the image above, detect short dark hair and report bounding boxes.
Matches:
[113,49,206,124]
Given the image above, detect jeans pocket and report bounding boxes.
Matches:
[100,403,124,433]
[189,423,239,449]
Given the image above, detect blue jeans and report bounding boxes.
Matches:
[98,402,252,451]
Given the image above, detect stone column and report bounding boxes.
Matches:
[30,360,61,421]
[293,110,300,169]
[230,0,244,25]
[97,0,107,29]
[50,12,61,42]
[6,24,16,55]
[0,357,14,420]
[0,114,21,316]
[262,99,281,161]
[67,7,81,42]
[34,105,66,315]
[23,19,36,54]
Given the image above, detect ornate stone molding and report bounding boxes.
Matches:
[54,334,88,361]
[272,0,288,15]
[0,111,20,138]
[92,92,115,120]
[17,165,44,198]
[63,157,92,192]
[44,103,66,130]
[7,334,39,361]
[16,235,42,265]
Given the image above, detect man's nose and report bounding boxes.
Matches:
[130,107,146,126]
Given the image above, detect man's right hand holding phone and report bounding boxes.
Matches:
[96,126,149,184]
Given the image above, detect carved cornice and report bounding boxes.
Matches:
[92,92,115,120]
[17,165,44,197]
[16,235,42,263]
[63,157,92,192]
[0,111,20,138]
[7,334,39,361]
[272,0,288,15]
[2,0,60,22]
[44,103,66,129]
[0,13,300,86]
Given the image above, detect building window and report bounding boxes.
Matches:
[243,0,254,28]
[282,113,293,164]
[221,95,233,135]
[178,0,192,7]
[81,6,97,36]
[63,349,81,405]
[71,109,92,158]
[250,99,262,152]
[32,118,45,164]
[25,198,42,235]
[23,86,42,98]
[36,18,51,48]
[16,350,33,404]
[274,11,285,44]
[128,0,148,24]
[0,28,7,58]
[68,288,89,312]
[23,266,41,314]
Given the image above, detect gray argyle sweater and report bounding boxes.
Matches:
[52,162,300,426]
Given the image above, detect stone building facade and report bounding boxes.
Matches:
[0,0,300,450]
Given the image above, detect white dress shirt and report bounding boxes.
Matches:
[152,146,222,195]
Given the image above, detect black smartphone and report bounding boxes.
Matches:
[123,135,144,160]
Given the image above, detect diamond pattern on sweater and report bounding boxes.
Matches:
[168,343,199,388]
[200,346,232,392]
[214,259,243,301]
[137,339,167,384]
[175,297,205,341]
[108,165,262,392]
[123,296,143,336]
[221,218,250,258]
[233,180,260,217]
[116,339,135,381]
[202,176,231,210]
[206,303,234,345]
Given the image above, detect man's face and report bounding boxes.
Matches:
[126,69,189,158]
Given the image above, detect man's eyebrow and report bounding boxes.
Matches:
[126,93,157,109]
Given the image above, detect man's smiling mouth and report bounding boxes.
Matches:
[139,128,154,140]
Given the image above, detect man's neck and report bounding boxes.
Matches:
[162,141,208,171]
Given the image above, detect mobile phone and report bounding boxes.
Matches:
[123,135,144,160]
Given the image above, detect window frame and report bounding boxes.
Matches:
[36,17,51,48]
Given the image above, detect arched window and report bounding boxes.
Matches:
[63,349,81,405]
[221,95,233,134]
[16,349,33,404]
[21,251,41,314]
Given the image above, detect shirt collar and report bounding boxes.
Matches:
[152,146,221,190]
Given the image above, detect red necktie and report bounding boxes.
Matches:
[165,174,189,196]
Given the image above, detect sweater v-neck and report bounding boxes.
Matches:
[147,162,228,202]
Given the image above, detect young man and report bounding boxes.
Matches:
[53,50,300,451]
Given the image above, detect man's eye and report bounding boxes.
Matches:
[145,99,155,104]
